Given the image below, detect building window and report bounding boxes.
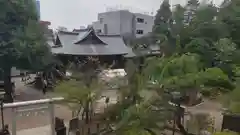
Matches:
[137,18,144,23]
[136,30,144,34]
[99,18,103,23]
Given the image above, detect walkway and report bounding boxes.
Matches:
[17,125,51,135]
[185,99,223,131]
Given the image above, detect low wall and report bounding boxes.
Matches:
[222,114,240,133]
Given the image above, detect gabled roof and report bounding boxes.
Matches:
[73,29,107,45]
[51,29,130,55]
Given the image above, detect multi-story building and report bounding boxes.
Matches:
[92,10,155,38]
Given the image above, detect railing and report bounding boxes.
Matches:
[3,97,64,135]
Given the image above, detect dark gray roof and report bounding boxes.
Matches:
[72,28,89,33]
[51,30,130,55]
[124,45,161,58]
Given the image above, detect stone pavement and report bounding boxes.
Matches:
[17,122,71,135]
[17,125,51,135]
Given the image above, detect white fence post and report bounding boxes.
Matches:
[11,107,17,135]
[49,102,55,135]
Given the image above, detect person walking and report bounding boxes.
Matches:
[42,79,47,95]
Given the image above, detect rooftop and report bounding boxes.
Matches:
[51,28,131,55]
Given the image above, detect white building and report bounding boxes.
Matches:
[92,10,155,38]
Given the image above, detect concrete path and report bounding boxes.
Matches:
[185,99,223,131]
[17,125,51,135]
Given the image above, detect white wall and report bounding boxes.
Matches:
[134,13,155,38]
[92,10,155,38]
[92,21,104,34]
[97,11,121,35]
[119,10,134,36]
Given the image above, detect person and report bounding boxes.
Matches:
[12,82,15,98]
[55,117,66,135]
[42,79,47,95]
[0,125,10,135]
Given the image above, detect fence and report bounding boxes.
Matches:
[3,97,64,135]
[222,113,240,133]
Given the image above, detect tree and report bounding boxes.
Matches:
[183,0,199,25]
[99,59,174,135]
[213,131,239,135]
[186,0,200,9]
[0,0,51,102]
[153,0,172,29]
[218,0,240,46]
[171,4,185,37]
[153,0,172,38]
[152,0,175,56]
[55,57,109,134]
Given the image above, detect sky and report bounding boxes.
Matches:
[39,0,222,30]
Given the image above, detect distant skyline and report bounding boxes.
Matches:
[39,0,223,30]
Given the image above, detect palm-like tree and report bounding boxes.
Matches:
[96,59,174,135]
[55,57,105,126]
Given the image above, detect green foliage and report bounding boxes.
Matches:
[146,0,240,102]
[186,113,214,134]
[171,4,185,37]
[146,51,233,95]
[0,0,51,70]
[221,83,240,114]
[218,0,240,46]
[55,59,105,120]
[186,0,200,7]
[0,0,51,100]
[213,131,239,135]
[56,79,102,103]
[152,0,175,56]
[99,59,174,135]
[114,0,240,134]
[153,0,172,30]
[55,0,240,133]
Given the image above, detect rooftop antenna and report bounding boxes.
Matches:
[151,8,154,15]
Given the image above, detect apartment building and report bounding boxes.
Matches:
[92,10,155,38]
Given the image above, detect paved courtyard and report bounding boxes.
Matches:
[17,125,51,135]
[0,75,225,134]
[0,76,72,130]
[1,76,118,131]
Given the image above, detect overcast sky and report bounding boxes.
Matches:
[39,0,222,30]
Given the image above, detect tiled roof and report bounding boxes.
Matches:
[51,29,130,55]
[124,45,161,58]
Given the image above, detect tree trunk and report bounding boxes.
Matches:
[187,89,198,106]
[176,104,189,135]
[3,66,13,103]
[85,102,90,124]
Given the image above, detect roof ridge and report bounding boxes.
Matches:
[58,31,79,35]
[98,34,121,37]
[74,29,107,45]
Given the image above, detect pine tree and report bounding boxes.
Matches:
[153,0,172,35]
[186,0,200,10]
[184,0,200,24]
